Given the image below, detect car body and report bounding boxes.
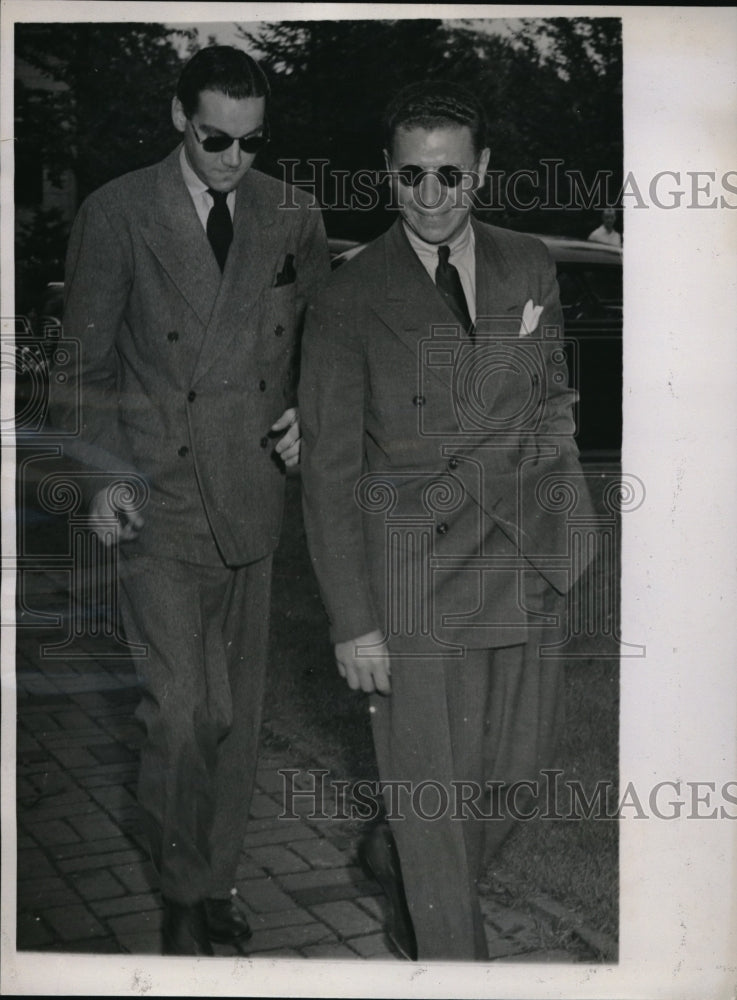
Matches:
[331,233,622,456]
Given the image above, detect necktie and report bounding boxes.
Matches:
[435,244,472,334]
[206,189,233,272]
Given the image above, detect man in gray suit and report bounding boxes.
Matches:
[50,46,329,954]
[300,81,594,961]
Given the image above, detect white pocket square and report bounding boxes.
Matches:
[519,299,543,337]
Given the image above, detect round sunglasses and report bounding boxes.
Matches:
[189,118,270,154]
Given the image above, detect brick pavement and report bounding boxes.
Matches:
[13,546,611,962]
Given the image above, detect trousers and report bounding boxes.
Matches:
[369,588,566,961]
[117,550,272,904]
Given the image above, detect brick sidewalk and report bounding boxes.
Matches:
[14,609,602,963]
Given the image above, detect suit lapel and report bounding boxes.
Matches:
[140,148,221,329]
[192,171,277,381]
[372,218,530,411]
[371,221,463,394]
[472,219,523,335]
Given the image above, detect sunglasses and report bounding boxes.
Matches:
[392,165,476,189]
[189,118,270,154]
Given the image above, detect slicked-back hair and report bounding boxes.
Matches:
[176,45,270,118]
[383,81,487,155]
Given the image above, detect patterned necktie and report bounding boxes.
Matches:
[435,244,472,334]
[206,189,233,272]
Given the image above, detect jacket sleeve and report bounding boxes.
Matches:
[284,200,331,406]
[48,193,138,483]
[503,240,596,587]
[298,288,379,644]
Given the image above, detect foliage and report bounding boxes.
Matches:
[14,17,622,294]
[15,22,194,202]
[243,17,622,237]
[15,207,68,314]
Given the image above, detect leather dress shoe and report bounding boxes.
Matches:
[161,898,214,956]
[359,824,417,961]
[203,893,253,945]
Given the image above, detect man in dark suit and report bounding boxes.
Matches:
[299,81,595,961]
[49,46,329,954]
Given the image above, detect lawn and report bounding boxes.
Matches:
[265,465,620,944]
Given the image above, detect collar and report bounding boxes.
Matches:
[179,145,208,198]
[402,218,474,264]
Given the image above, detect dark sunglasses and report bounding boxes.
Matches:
[189,118,270,154]
[393,164,475,189]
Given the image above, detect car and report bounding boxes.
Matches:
[330,233,622,456]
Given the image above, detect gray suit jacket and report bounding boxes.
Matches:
[299,218,595,652]
[51,148,330,565]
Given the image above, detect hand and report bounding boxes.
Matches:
[271,407,301,468]
[335,630,392,695]
[89,487,144,546]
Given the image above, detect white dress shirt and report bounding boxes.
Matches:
[179,146,236,230]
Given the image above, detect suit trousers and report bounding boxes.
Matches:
[117,549,272,904]
[369,588,566,961]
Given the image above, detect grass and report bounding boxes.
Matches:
[265,465,621,944]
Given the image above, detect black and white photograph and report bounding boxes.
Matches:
[2,3,735,997]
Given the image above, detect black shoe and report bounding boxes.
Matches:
[359,824,417,961]
[203,893,253,945]
[161,898,214,956]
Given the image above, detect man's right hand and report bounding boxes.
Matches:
[334,630,392,695]
[89,487,144,546]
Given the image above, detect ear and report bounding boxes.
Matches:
[382,148,392,174]
[476,146,491,180]
[171,96,187,134]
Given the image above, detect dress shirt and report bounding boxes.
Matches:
[403,220,476,322]
[587,225,622,248]
[179,146,236,230]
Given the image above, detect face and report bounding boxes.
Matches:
[602,210,616,230]
[172,89,266,193]
[385,124,490,245]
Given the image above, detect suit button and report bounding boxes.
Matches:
[259,380,266,392]
[274,324,285,337]
[178,445,189,457]
[436,522,449,535]
[167,331,179,342]
[412,395,426,406]
[187,390,196,402]
[260,436,269,448]
[448,457,458,470]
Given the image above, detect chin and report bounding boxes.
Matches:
[408,214,463,245]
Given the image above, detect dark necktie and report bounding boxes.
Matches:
[206,189,233,272]
[435,244,472,334]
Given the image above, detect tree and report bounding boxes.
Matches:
[15,22,194,310]
[15,22,194,200]
[241,17,622,238]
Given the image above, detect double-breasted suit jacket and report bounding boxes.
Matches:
[300,217,596,960]
[300,217,595,655]
[49,147,330,907]
[53,147,330,564]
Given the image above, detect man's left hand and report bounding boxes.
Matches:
[272,407,301,467]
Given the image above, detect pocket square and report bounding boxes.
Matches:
[519,299,543,337]
[274,253,296,287]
